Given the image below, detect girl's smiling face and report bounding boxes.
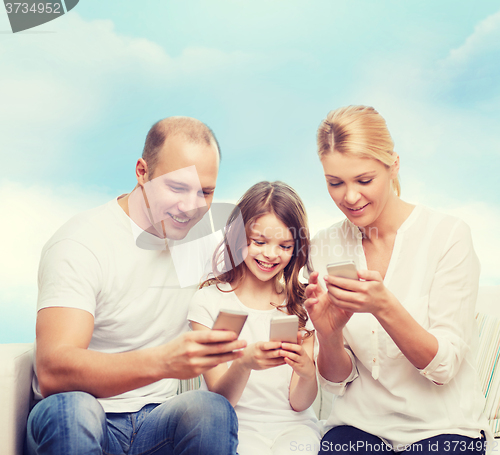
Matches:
[244,213,295,282]
[321,151,399,228]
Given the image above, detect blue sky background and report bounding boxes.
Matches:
[1,0,499,343]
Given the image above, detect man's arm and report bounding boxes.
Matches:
[36,307,246,398]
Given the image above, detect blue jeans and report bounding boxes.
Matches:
[319,426,486,455]
[25,390,238,455]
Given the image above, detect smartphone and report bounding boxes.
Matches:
[212,309,248,337]
[269,314,299,344]
[326,260,359,280]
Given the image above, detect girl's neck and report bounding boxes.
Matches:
[233,266,284,311]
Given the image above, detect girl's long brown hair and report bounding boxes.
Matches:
[202,181,312,337]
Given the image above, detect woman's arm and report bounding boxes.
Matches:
[305,272,355,384]
[190,322,284,406]
[324,220,479,384]
[325,273,439,370]
[283,333,318,412]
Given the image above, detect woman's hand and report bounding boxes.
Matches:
[238,341,285,371]
[324,269,398,318]
[280,333,315,381]
[305,271,353,337]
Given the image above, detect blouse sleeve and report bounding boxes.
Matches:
[317,345,359,396]
[419,220,480,385]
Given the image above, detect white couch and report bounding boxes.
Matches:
[2,286,499,455]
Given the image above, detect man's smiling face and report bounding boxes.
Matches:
[142,134,219,240]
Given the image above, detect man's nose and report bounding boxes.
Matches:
[177,191,205,214]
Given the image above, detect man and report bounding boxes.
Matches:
[25,117,246,455]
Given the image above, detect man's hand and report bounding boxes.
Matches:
[159,330,247,379]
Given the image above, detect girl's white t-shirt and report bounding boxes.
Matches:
[188,283,319,434]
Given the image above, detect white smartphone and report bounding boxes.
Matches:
[269,314,299,344]
[326,260,359,280]
[212,309,248,337]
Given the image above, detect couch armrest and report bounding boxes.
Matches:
[0,343,34,455]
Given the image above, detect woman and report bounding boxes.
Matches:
[306,105,491,454]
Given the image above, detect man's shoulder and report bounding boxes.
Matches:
[42,199,123,252]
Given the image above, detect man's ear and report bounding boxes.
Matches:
[136,158,149,187]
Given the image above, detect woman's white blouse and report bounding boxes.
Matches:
[309,205,491,448]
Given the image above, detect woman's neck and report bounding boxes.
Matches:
[361,195,414,242]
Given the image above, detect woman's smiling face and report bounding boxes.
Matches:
[321,151,398,228]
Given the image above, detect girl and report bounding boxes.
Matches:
[188,181,321,455]
[306,105,491,454]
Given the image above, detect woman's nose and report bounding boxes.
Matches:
[344,186,361,205]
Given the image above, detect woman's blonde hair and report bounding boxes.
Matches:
[317,105,401,196]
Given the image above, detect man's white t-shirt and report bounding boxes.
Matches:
[34,198,207,413]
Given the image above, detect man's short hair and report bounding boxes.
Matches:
[142,116,221,176]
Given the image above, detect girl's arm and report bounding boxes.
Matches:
[190,322,284,406]
[281,332,318,412]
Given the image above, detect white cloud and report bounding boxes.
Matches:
[443,10,500,71]
[435,9,500,108]
[343,9,500,288]
[0,181,112,326]
[0,13,271,177]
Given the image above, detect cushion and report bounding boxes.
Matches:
[476,287,500,319]
[476,312,500,436]
[0,343,34,455]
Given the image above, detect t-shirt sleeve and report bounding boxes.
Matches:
[187,287,219,329]
[418,219,480,385]
[37,239,102,316]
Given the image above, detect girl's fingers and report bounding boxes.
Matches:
[279,350,300,362]
[280,342,301,353]
[260,341,282,351]
[263,359,286,367]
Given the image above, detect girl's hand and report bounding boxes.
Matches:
[324,269,398,317]
[305,271,353,337]
[239,341,285,371]
[280,332,315,381]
